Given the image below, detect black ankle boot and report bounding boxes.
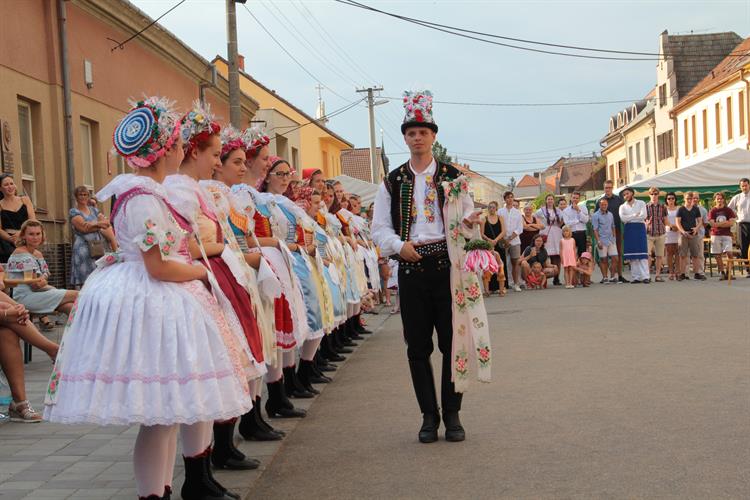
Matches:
[238,407,282,442]
[355,314,372,334]
[346,318,363,340]
[309,356,333,382]
[419,412,440,443]
[316,350,337,371]
[254,396,285,436]
[283,366,315,398]
[181,448,236,500]
[211,421,260,470]
[442,411,466,442]
[298,359,328,391]
[265,381,307,418]
[322,335,346,361]
[334,329,355,351]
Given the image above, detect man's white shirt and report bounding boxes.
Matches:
[562,204,590,232]
[372,158,474,257]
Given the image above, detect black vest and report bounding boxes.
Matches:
[384,160,461,242]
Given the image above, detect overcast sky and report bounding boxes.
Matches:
[131,0,748,184]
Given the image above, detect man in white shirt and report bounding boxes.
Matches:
[563,191,589,258]
[619,187,650,283]
[728,177,750,273]
[497,191,524,292]
[372,91,480,444]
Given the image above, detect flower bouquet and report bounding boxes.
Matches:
[462,239,498,273]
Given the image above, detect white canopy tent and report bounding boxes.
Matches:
[333,174,380,207]
[620,148,750,194]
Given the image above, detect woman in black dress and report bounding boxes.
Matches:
[480,201,507,295]
[0,174,36,263]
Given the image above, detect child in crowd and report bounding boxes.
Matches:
[573,251,594,287]
[525,261,547,290]
[559,225,577,289]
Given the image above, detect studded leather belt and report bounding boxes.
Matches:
[396,240,450,272]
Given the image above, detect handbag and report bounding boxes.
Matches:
[87,235,105,259]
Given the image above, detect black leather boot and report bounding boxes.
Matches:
[442,411,466,442]
[180,448,236,500]
[298,359,329,390]
[345,318,363,341]
[335,328,356,350]
[316,350,337,372]
[408,359,440,443]
[356,314,373,334]
[323,334,347,360]
[255,396,285,436]
[283,366,315,398]
[419,412,440,443]
[211,420,260,470]
[238,407,282,441]
[265,381,307,418]
[309,356,333,382]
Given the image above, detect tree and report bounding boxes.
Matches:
[432,141,452,164]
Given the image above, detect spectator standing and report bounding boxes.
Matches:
[727,178,750,274]
[519,204,543,250]
[664,192,681,280]
[619,187,650,283]
[597,180,627,282]
[562,192,589,257]
[559,225,577,288]
[0,174,35,263]
[694,192,709,276]
[498,192,524,292]
[536,194,563,285]
[591,197,620,283]
[69,186,117,287]
[708,192,737,280]
[675,192,705,281]
[480,201,506,294]
[645,187,669,282]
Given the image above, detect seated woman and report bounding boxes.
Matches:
[6,221,77,327]
[0,267,59,422]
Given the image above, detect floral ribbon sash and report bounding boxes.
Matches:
[441,176,492,392]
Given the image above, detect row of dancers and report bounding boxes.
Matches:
[43,97,381,500]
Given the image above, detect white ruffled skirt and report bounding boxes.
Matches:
[43,261,254,426]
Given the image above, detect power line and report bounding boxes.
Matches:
[240,4,356,105]
[334,0,749,62]
[108,0,186,52]
[270,98,366,139]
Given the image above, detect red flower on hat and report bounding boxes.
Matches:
[414,109,424,122]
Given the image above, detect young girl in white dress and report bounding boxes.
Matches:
[43,97,252,500]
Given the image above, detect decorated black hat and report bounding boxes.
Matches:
[400,90,438,134]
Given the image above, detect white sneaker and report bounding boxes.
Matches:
[513,284,521,292]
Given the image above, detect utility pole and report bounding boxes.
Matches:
[356,86,385,183]
[226,0,241,128]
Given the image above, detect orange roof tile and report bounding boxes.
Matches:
[516,174,540,187]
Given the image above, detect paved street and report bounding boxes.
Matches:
[1,275,749,499]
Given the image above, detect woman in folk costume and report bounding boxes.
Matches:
[259,158,327,398]
[372,90,491,444]
[44,97,252,500]
[325,182,368,349]
[232,128,311,415]
[163,103,268,475]
[199,126,285,441]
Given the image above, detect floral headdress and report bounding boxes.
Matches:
[242,125,270,157]
[401,90,438,134]
[181,100,221,156]
[220,125,247,160]
[113,96,181,168]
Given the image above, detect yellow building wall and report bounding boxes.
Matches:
[215,60,351,178]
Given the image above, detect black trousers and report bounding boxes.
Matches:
[740,222,750,263]
[573,230,587,257]
[398,256,462,414]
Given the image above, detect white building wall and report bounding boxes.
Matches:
[624,117,658,183]
[654,33,680,173]
[675,80,749,168]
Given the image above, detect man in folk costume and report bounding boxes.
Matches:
[372,91,491,444]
